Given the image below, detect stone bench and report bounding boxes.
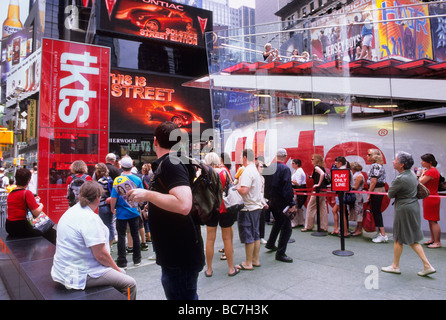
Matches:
[0,228,126,300]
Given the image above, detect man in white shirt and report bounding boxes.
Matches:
[236,149,264,271]
[291,159,307,227]
[0,167,9,190]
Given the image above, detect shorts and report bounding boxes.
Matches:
[362,34,373,47]
[237,209,262,244]
[206,209,236,228]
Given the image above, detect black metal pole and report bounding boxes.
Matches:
[333,191,353,256]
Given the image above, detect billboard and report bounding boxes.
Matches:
[97,0,212,48]
[310,0,375,61]
[376,0,433,60]
[39,38,110,222]
[110,68,212,134]
[429,5,446,62]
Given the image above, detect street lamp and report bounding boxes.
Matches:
[12,86,24,179]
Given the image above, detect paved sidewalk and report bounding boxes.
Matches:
[2,222,443,301]
[122,223,446,300]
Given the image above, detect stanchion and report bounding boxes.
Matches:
[312,188,327,237]
[333,191,353,256]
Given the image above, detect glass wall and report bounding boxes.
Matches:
[205,0,446,232]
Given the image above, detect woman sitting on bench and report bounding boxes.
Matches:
[51,181,137,300]
[5,168,56,244]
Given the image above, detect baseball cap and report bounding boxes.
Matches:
[120,156,133,169]
[277,148,287,157]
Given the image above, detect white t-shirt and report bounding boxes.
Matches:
[238,163,264,211]
[51,203,111,290]
[292,167,306,186]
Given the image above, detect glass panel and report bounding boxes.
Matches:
[205,1,446,233]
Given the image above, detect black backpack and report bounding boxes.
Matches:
[150,156,222,225]
[67,174,88,207]
[187,158,223,225]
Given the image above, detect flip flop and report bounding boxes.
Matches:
[427,243,442,248]
[236,263,254,271]
[253,263,261,267]
[204,270,213,277]
[423,240,434,245]
[220,254,227,260]
[228,267,240,277]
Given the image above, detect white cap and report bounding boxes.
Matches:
[277,148,287,157]
[120,156,133,169]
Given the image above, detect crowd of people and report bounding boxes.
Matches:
[2,120,443,300]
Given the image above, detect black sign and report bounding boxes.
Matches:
[97,0,212,48]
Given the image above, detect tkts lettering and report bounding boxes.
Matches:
[58,52,99,124]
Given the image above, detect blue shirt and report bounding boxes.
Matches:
[111,173,143,220]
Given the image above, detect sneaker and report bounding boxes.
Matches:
[260,238,267,244]
[372,234,388,243]
[417,267,436,277]
[134,260,142,267]
[126,247,133,253]
[381,266,401,274]
[116,260,127,269]
[141,242,149,251]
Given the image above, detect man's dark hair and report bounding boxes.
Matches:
[243,148,255,162]
[15,168,31,186]
[155,121,180,150]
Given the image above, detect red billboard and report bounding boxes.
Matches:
[39,38,110,223]
[110,68,212,134]
[97,0,212,48]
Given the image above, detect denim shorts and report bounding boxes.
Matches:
[237,209,262,244]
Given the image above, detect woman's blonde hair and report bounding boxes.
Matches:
[95,162,108,179]
[79,181,103,208]
[350,161,363,171]
[312,154,325,168]
[368,149,383,164]
[70,160,88,174]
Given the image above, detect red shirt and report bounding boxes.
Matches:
[7,189,39,221]
[424,167,440,195]
[219,168,232,213]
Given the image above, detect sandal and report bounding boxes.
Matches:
[423,240,434,245]
[228,267,240,277]
[220,254,227,260]
[236,263,254,271]
[427,243,442,248]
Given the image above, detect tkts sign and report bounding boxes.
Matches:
[98,0,212,48]
[38,39,110,223]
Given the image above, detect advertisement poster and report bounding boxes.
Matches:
[110,68,212,134]
[429,5,446,62]
[97,0,212,48]
[113,175,138,207]
[310,0,375,61]
[39,38,110,222]
[376,0,433,60]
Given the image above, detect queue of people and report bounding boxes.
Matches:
[2,121,443,299]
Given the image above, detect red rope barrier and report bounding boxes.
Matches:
[293,188,446,198]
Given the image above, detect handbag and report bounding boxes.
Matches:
[343,192,356,205]
[222,171,244,214]
[416,181,430,199]
[22,189,55,233]
[362,208,375,232]
[27,211,55,233]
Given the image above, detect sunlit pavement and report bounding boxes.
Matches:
[120,222,446,301]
